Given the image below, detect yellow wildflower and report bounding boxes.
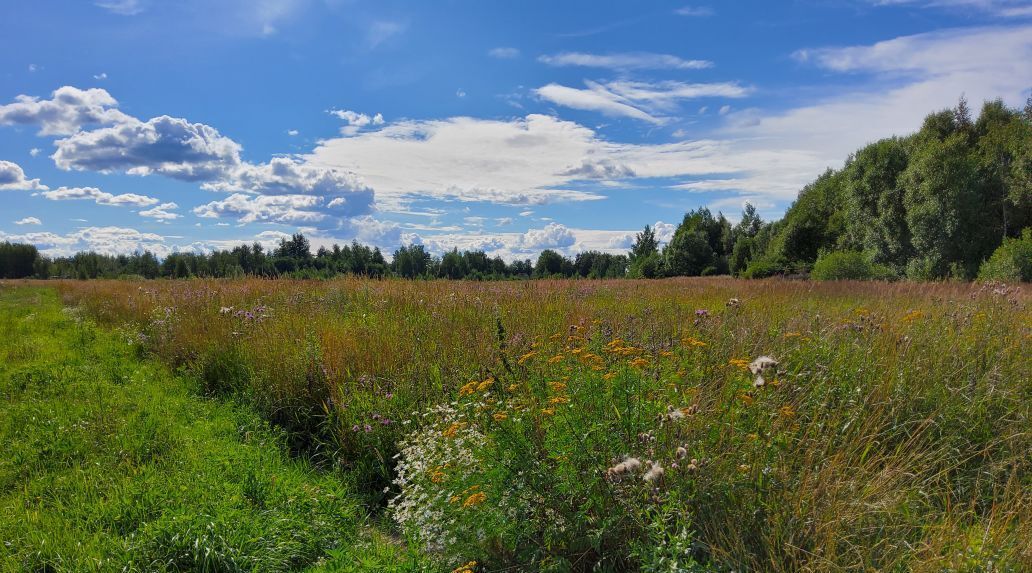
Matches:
[738,393,754,406]
[492,412,508,422]
[547,354,564,364]
[541,408,555,416]
[629,357,650,368]
[442,421,465,438]
[517,351,537,365]
[783,332,801,338]
[779,405,796,418]
[549,381,567,392]
[682,336,707,347]
[902,310,923,323]
[458,381,478,396]
[452,561,477,573]
[463,492,487,508]
[729,358,751,370]
[549,395,570,405]
[476,378,494,392]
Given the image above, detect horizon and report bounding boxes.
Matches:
[2,0,1031,260]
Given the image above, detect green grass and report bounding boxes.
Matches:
[0,286,366,572]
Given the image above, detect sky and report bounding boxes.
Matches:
[1,0,1030,260]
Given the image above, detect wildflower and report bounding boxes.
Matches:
[547,353,564,364]
[549,395,570,405]
[738,393,754,406]
[458,381,478,397]
[541,408,555,416]
[902,310,923,323]
[452,561,477,573]
[462,492,487,508]
[729,358,751,370]
[492,412,508,422]
[430,469,447,483]
[676,446,688,459]
[643,462,664,483]
[219,306,233,315]
[784,332,801,338]
[517,350,537,365]
[682,336,707,347]
[681,404,700,416]
[695,309,709,317]
[442,421,465,438]
[364,424,373,433]
[549,381,567,392]
[726,297,741,308]
[606,456,642,479]
[629,357,650,368]
[779,405,796,418]
[476,378,494,392]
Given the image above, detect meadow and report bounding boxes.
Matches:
[2,277,1030,572]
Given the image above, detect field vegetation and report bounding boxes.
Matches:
[0,276,1020,571]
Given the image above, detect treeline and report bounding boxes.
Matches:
[0,235,628,280]
[2,97,1028,282]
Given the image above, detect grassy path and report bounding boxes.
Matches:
[0,286,398,572]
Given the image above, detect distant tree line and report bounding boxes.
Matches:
[2,98,1028,282]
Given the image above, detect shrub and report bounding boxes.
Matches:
[810,250,894,280]
[978,228,1032,282]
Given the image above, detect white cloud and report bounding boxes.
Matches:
[40,186,160,207]
[520,222,576,249]
[95,0,144,15]
[193,193,327,224]
[870,0,1032,18]
[536,80,750,124]
[675,5,714,16]
[0,161,47,191]
[29,148,41,157]
[366,20,406,49]
[538,52,712,70]
[52,115,243,181]
[456,89,467,98]
[0,86,130,136]
[0,226,170,257]
[718,105,731,115]
[329,109,385,136]
[14,217,42,225]
[139,202,180,220]
[287,129,299,136]
[488,47,520,59]
[94,72,108,80]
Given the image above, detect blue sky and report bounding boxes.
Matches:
[1,0,1030,259]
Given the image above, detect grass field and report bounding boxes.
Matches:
[2,278,1030,571]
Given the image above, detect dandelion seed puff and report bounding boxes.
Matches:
[676,446,688,459]
[624,457,641,472]
[643,462,664,483]
[753,374,765,388]
[748,355,778,375]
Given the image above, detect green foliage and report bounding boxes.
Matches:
[663,208,731,277]
[0,287,362,571]
[978,227,1032,282]
[810,250,895,281]
[0,241,44,278]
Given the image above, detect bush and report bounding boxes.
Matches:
[978,228,1032,282]
[811,250,894,281]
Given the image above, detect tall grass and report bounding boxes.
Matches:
[47,277,1031,571]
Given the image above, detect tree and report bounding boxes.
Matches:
[534,249,566,277]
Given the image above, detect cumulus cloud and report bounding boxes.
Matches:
[0,226,170,257]
[139,202,180,220]
[14,217,42,225]
[559,159,636,180]
[520,222,576,249]
[488,47,520,59]
[193,193,327,224]
[40,186,160,207]
[0,160,48,191]
[0,86,130,136]
[52,115,243,181]
[329,109,385,136]
[538,52,712,70]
